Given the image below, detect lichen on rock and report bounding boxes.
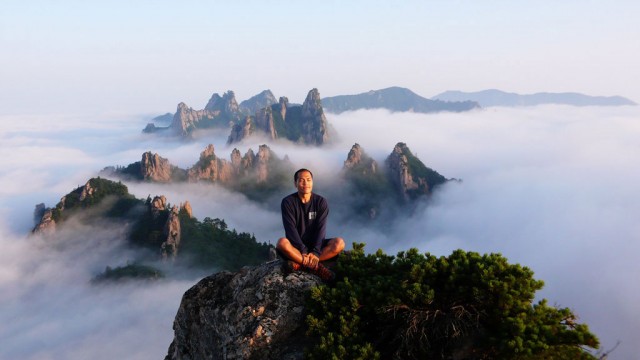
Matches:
[165,260,322,360]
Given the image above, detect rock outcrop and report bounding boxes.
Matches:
[187,144,236,183]
[151,195,167,217]
[343,143,377,174]
[385,142,447,201]
[339,143,450,220]
[32,207,56,235]
[253,145,272,182]
[162,205,181,260]
[300,88,329,145]
[141,152,174,182]
[32,178,131,235]
[186,144,287,186]
[180,201,193,218]
[227,116,256,145]
[168,91,242,137]
[205,91,240,116]
[143,88,331,145]
[170,102,211,137]
[254,106,278,140]
[277,97,288,121]
[227,89,330,146]
[165,260,322,360]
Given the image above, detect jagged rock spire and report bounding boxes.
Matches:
[300,88,329,145]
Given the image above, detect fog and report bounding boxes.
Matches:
[1,105,639,358]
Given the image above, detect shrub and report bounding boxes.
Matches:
[306,244,599,359]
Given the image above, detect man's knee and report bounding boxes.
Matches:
[332,237,345,252]
[276,237,289,250]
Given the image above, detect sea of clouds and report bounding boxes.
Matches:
[1,105,638,359]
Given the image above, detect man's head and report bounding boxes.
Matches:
[294,168,313,196]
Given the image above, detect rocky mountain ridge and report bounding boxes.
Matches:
[340,142,449,219]
[32,178,192,260]
[32,177,270,277]
[104,144,294,202]
[103,141,451,223]
[144,89,331,146]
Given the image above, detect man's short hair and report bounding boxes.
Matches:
[294,168,313,182]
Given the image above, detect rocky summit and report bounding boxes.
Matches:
[165,260,322,360]
[227,89,330,146]
[386,142,447,201]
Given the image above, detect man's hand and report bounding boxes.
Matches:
[304,253,320,269]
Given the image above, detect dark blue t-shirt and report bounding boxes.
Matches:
[281,192,328,256]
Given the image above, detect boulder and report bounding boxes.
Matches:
[165,261,322,360]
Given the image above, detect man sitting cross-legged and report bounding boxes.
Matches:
[276,168,345,282]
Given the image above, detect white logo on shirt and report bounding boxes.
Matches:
[309,211,316,220]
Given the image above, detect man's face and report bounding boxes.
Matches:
[296,171,313,195]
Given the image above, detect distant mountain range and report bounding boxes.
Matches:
[321,87,479,114]
[431,89,636,107]
[144,87,636,142]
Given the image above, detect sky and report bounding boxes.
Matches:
[1,1,640,359]
[1,0,639,115]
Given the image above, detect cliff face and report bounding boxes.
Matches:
[162,206,181,260]
[300,88,329,145]
[145,88,331,145]
[186,144,281,185]
[227,89,330,146]
[385,142,447,201]
[227,116,257,145]
[343,143,378,174]
[171,103,203,137]
[339,143,449,220]
[187,144,236,183]
[32,207,56,235]
[169,91,242,137]
[254,106,278,140]
[165,260,321,360]
[386,143,420,202]
[141,152,174,182]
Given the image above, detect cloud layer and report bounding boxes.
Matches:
[1,105,639,358]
